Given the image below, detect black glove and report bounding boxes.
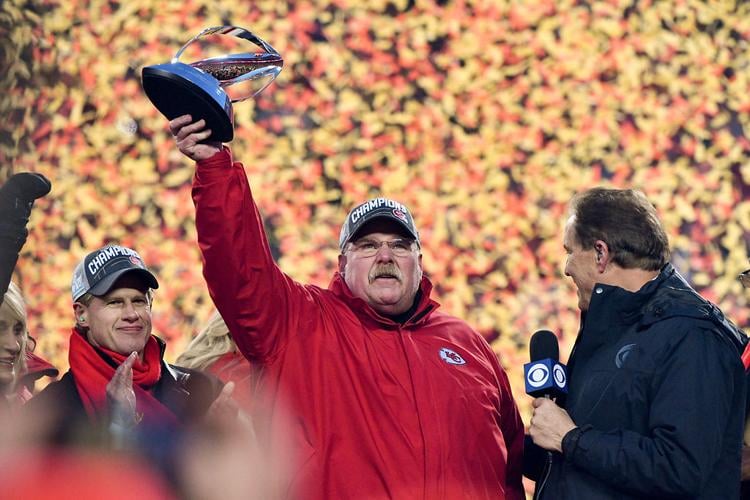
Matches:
[0,172,51,301]
[0,172,51,220]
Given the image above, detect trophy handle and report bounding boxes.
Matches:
[172,26,283,103]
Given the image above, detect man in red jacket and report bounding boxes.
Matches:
[170,114,525,500]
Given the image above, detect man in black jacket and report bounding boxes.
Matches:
[737,268,750,498]
[528,188,748,499]
[28,244,227,445]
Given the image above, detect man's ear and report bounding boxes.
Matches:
[337,254,347,275]
[73,303,87,325]
[594,240,609,269]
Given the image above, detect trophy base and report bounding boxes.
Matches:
[142,62,234,143]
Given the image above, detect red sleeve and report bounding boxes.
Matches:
[493,353,525,500]
[191,148,315,364]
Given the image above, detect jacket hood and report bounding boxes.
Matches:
[640,264,748,355]
[586,263,748,356]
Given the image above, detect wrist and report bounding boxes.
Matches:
[107,397,140,429]
[196,146,231,168]
[561,424,592,462]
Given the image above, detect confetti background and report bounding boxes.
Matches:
[3,0,750,446]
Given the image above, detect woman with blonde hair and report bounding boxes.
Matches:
[0,281,29,406]
[0,281,58,408]
[177,310,254,411]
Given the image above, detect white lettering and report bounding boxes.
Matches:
[86,246,139,275]
[349,198,411,226]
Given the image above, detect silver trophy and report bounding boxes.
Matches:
[142,26,283,142]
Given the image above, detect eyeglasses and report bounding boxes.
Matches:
[739,269,750,288]
[348,238,417,257]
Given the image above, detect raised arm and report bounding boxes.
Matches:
[171,115,314,363]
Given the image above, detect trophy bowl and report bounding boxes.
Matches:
[142,26,283,143]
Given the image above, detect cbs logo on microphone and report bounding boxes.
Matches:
[523,359,568,397]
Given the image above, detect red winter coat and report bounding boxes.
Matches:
[192,148,524,500]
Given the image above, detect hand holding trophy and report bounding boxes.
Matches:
[142,26,283,143]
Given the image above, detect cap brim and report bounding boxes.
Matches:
[348,214,419,244]
[86,268,159,297]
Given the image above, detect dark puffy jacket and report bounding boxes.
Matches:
[26,336,221,446]
[534,264,747,499]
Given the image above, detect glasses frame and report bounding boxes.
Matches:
[347,238,418,258]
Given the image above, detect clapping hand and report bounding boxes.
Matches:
[106,351,138,429]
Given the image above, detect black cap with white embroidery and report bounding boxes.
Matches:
[71,244,159,302]
[339,197,420,251]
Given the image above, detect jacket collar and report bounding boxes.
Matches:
[575,263,748,360]
[570,264,674,376]
[584,263,672,329]
[328,272,440,329]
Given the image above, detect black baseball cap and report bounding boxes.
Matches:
[339,197,420,251]
[71,244,159,302]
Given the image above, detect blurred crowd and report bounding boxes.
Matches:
[3,1,750,404]
[2,0,750,498]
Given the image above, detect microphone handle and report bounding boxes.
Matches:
[532,393,555,500]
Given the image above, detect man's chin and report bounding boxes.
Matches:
[372,305,408,317]
[113,340,149,356]
[370,296,407,315]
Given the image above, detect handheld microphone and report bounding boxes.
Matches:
[524,330,568,399]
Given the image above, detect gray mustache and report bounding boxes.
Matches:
[369,264,402,283]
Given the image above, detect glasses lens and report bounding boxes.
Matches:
[739,271,750,288]
[389,241,413,256]
[352,240,414,257]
